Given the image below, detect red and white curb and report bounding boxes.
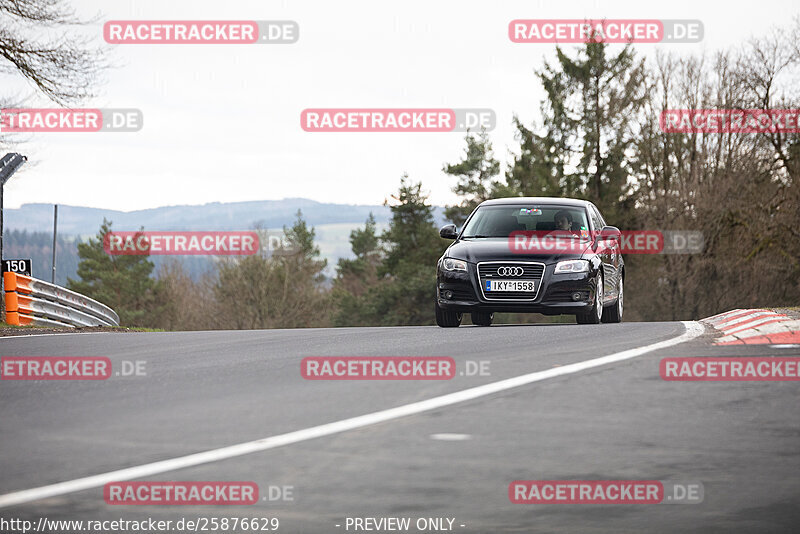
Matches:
[703,309,800,346]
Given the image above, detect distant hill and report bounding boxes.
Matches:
[4,198,403,235]
[4,199,448,283]
[4,229,79,287]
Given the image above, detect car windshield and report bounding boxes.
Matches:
[461,205,590,239]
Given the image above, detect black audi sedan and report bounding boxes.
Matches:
[435,197,624,327]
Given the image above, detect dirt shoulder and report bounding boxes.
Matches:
[0,325,156,337]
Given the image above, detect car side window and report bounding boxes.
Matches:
[589,206,603,232]
[593,206,606,228]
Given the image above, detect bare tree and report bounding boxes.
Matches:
[628,20,800,320]
[0,0,105,105]
[156,260,219,331]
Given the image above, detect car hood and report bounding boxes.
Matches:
[446,238,591,264]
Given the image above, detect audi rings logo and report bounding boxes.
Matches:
[497,266,524,277]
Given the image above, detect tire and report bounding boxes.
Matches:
[576,272,603,324]
[435,302,462,328]
[471,311,494,326]
[602,276,623,323]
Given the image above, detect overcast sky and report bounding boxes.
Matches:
[2,0,798,211]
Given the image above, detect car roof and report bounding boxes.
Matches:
[478,197,593,208]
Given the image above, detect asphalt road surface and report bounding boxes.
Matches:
[1,321,799,533]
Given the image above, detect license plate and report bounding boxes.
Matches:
[485,279,536,292]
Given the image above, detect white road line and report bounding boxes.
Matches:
[0,332,104,340]
[0,321,705,509]
[430,433,472,441]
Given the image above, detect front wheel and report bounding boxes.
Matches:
[471,311,494,326]
[576,272,603,324]
[435,302,462,328]
[601,276,623,323]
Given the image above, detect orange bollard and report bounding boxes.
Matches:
[4,272,19,325]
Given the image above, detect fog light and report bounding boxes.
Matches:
[572,292,582,301]
[444,290,453,299]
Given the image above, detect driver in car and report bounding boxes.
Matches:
[554,210,574,231]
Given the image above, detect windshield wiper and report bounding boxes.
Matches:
[462,234,492,238]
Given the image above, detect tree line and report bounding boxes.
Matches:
[69,22,800,328]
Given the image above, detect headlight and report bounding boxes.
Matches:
[554,260,589,274]
[442,258,467,272]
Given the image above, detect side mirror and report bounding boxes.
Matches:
[439,224,458,239]
[599,225,621,241]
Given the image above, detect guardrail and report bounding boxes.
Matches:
[3,272,119,328]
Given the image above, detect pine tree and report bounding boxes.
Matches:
[335,212,381,294]
[331,213,383,326]
[283,209,327,283]
[381,174,442,276]
[505,115,568,197]
[67,219,162,327]
[375,175,445,325]
[443,129,501,226]
[332,175,447,326]
[508,41,647,223]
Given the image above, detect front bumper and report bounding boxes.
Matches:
[436,262,598,315]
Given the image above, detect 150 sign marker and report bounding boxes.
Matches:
[2,259,31,276]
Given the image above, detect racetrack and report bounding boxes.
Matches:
[1,321,799,533]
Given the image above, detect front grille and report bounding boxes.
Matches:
[477,262,545,301]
